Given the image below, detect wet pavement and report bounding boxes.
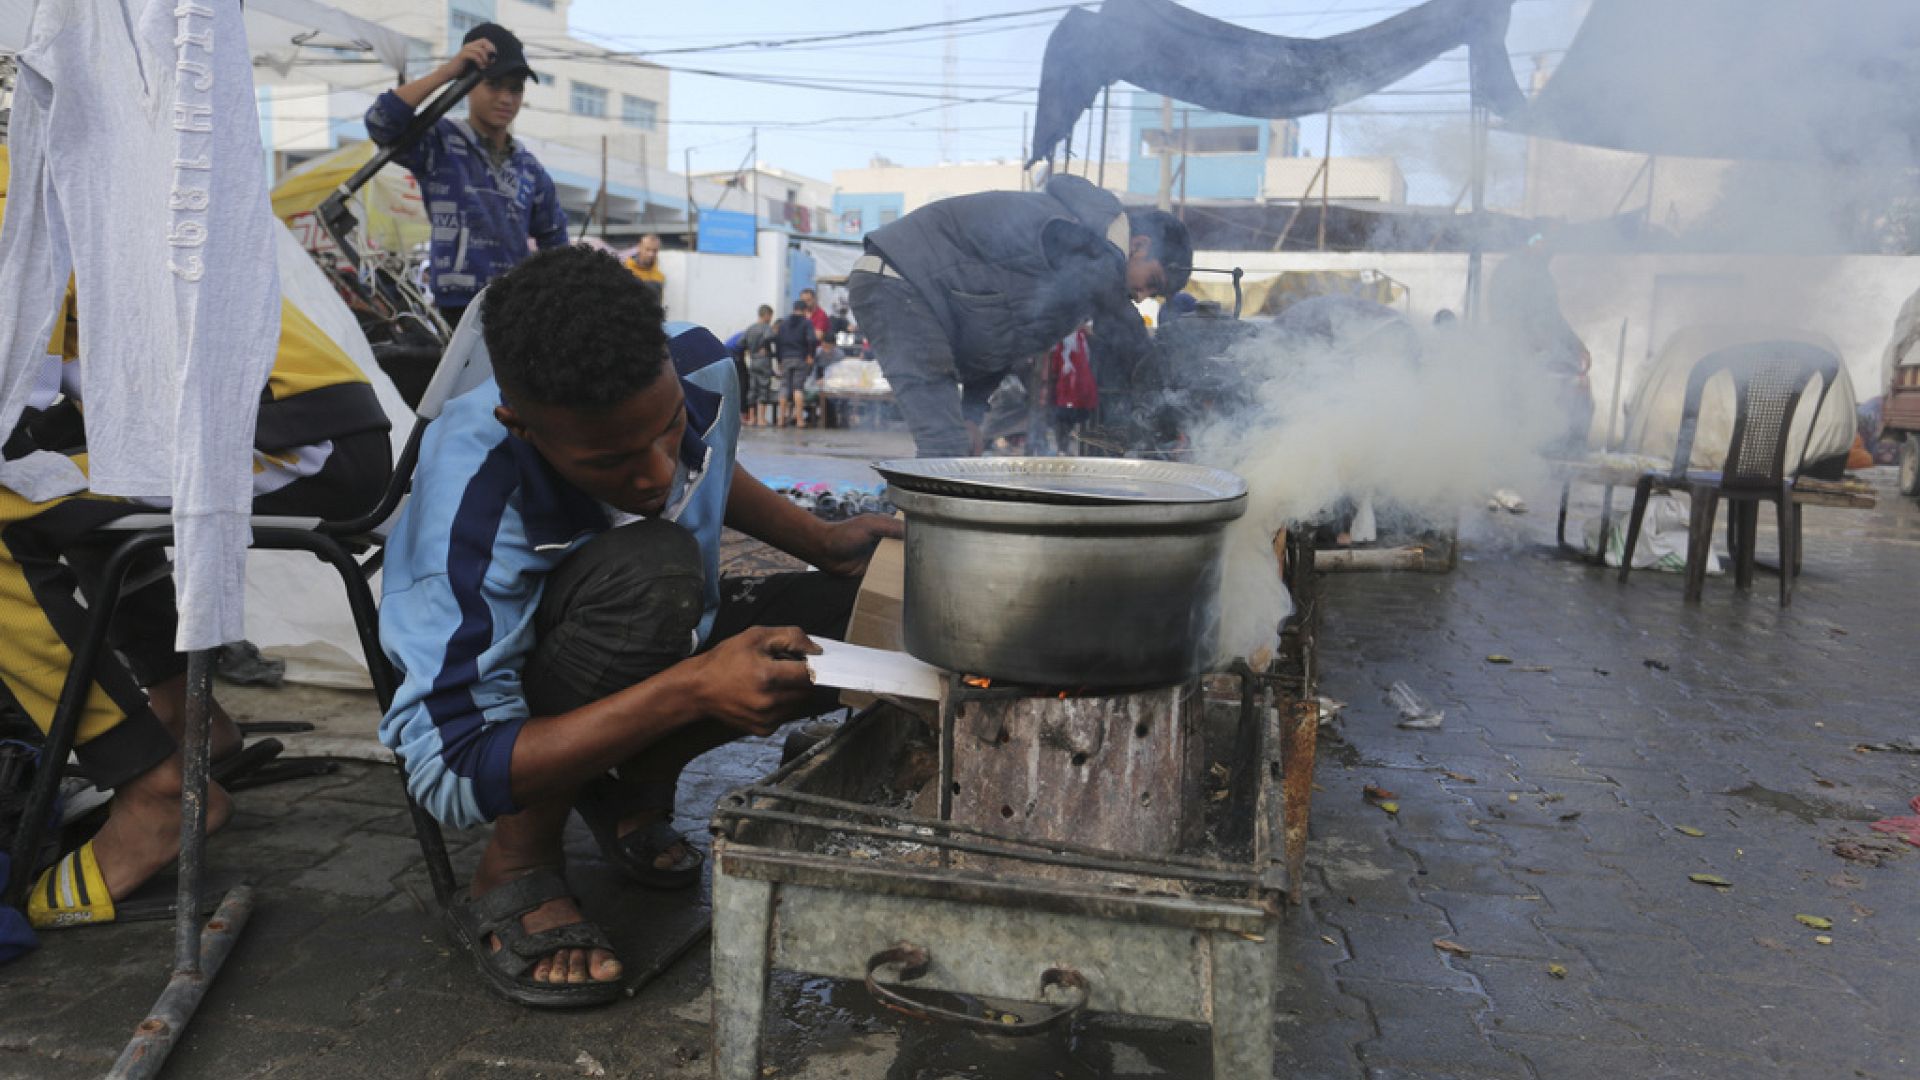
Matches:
[3,442,1918,1079]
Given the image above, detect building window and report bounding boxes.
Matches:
[1141,125,1261,156]
[571,81,608,118]
[518,0,555,8]
[448,9,487,55]
[621,94,657,131]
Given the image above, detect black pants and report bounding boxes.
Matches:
[0,429,394,788]
[522,519,857,802]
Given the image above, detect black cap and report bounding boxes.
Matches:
[461,22,538,84]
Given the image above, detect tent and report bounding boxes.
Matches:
[1516,0,1920,164]
[1619,324,1857,475]
[1028,0,1524,165]
[0,0,414,75]
[273,140,432,265]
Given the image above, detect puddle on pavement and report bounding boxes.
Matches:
[760,972,1209,1078]
[1719,782,1880,824]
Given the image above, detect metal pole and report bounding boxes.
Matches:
[1465,102,1489,321]
[751,128,760,227]
[175,649,213,972]
[1020,111,1029,185]
[1178,108,1190,221]
[1096,86,1111,188]
[108,886,255,1080]
[684,147,696,244]
[1157,97,1174,210]
[1318,111,1333,252]
[599,135,608,238]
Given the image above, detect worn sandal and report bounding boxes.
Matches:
[28,841,114,929]
[575,779,703,890]
[446,868,622,1008]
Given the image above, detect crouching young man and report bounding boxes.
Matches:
[377,246,901,1007]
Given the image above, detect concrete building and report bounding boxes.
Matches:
[689,164,839,237]
[1126,92,1405,206]
[831,157,1138,235]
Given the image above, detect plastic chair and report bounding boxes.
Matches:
[4,294,494,944]
[1616,341,1840,605]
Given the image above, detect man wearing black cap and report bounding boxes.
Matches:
[365,23,568,328]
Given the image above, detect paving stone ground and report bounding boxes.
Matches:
[3,446,1918,1078]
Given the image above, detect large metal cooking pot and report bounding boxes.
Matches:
[886,465,1248,688]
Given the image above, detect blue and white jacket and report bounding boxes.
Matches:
[377,326,740,828]
[364,90,569,310]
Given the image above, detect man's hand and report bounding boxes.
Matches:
[444,38,497,80]
[688,627,820,735]
[811,514,905,577]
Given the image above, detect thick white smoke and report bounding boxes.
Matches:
[1192,303,1573,664]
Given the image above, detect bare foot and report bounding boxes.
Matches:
[90,754,232,901]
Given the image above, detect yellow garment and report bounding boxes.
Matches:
[271,139,431,256]
[28,842,116,929]
[624,257,665,288]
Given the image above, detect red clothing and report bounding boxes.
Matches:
[808,306,830,338]
[1048,326,1098,412]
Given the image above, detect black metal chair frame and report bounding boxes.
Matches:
[1,305,484,1075]
[1616,341,1840,606]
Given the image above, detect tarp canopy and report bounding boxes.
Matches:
[1621,324,1858,473]
[1029,0,1524,165]
[273,140,431,261]
[1516,0,1920,164]
[0,0,414,76]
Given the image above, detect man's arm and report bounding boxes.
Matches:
[725,464,902,577]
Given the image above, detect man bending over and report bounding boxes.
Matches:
[378,245,899,1007]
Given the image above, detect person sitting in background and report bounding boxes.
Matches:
[0,148,394,928]
[377,246,899,1006]
[773,299,819,429]
[363,23,567,329]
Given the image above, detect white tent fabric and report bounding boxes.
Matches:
[240,226,414,689]
[0,0,414,77]
[1620,324,1857,473]
[1878,285,1920,391]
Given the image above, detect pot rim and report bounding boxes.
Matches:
[889,485,1248,528]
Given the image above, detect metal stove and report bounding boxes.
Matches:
[707,538,1319,1078]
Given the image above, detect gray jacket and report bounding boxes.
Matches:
[864,175,1153,386]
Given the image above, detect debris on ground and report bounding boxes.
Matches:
[1317,696,1348,725]
[1486,654,1513,664]
[1387,681,1444,729]
[1868,795,1920,847]
[1364,783,1396,801]
[1829,833,1908,867]
[1487,489,1528,513]
[1442,771,1478,784]
[1433,938,1472,958]
[1688,873,1732,888]
[1854,738,1920,755]
[1794,915,1833,930]
[1643,658,1671,672]
[574,1050,608,1077]
[1547,963,1568,979]
[1674,825,1706,837]
[1814,935,1834,946]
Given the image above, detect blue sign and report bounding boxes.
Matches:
[698,210,757,255]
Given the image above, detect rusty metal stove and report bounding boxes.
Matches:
[706,535,1320,1079]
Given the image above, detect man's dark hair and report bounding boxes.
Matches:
[483,245,669,409]
[757,304,774,318]
[791,299,808,313]
[1124,208,1194,294]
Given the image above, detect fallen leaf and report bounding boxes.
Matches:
[1674,826,1706,837]
[1689,873,1733,888]
[1320,935,1339,946]
[1378,801,1400,815]
[1433,939,1472,958]
[1814,935,1833,946]
[1795,914,1833,930]
[1547,963,1568,979]
[1487,654,1513,664]
[1363,783,1397,801]
[1443,771,1478,783]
